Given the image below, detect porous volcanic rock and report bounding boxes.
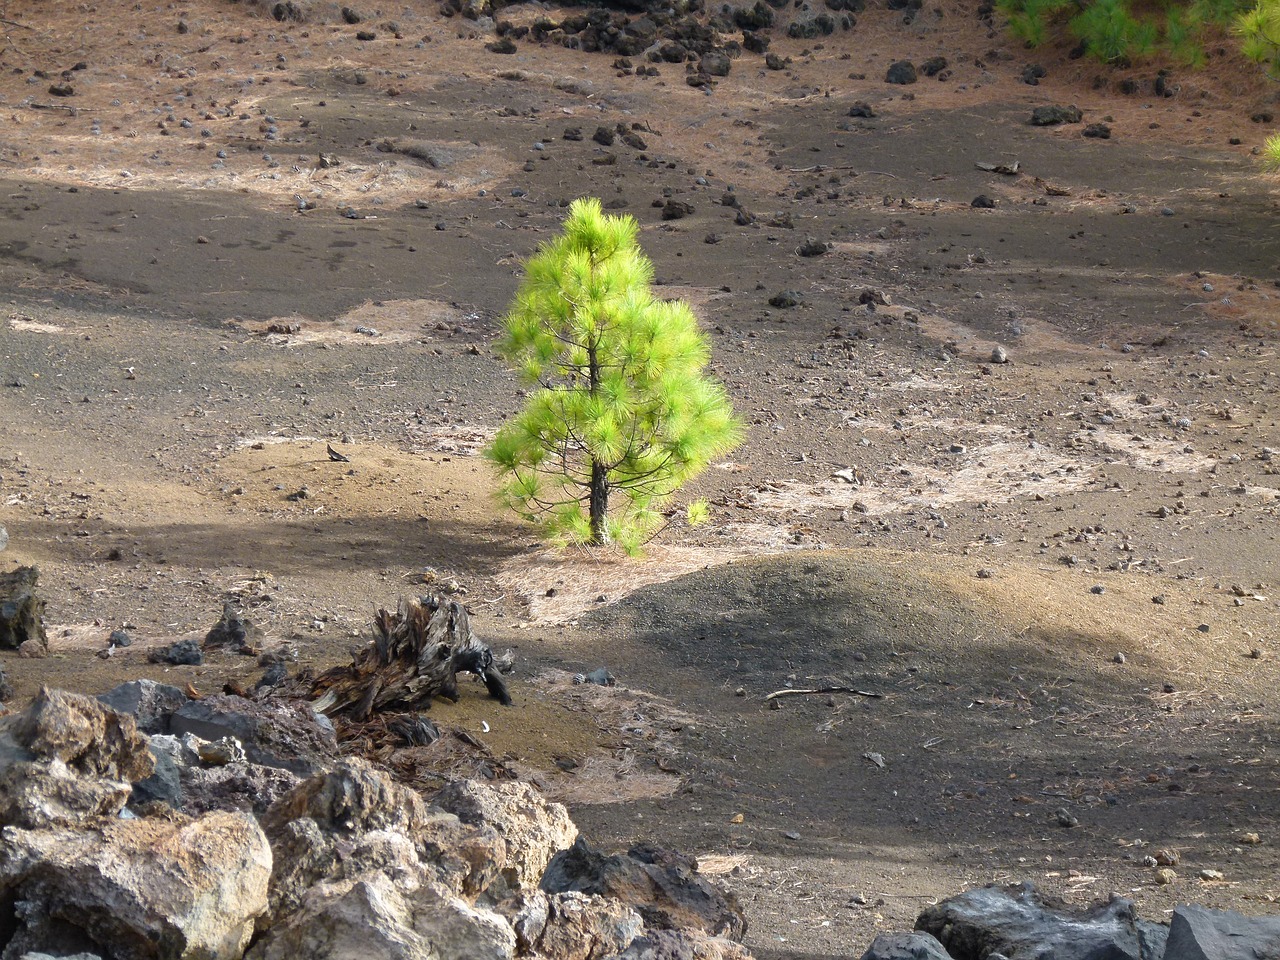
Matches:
[0,810,271,960]
[0,687,154,828]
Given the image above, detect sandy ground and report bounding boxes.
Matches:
[1,0,1280,955]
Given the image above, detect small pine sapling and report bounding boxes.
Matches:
[487,198,744,553]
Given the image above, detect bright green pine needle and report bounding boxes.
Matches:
[485,197,744,549]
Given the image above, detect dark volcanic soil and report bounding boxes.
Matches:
[1,0,1279,955]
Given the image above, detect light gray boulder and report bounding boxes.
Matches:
[171,695,336,776]
[915,884,1166,960]
[0,687,154,828]
[432,778,578,901]
[503,889,643,960]
[0,810,271,960]
[859,931,954,960]
[246,873,516,960]
[97,680,190,735]
[1164,905,1280,960]
[258,758,507,932]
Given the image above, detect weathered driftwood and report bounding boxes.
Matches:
[308,594,511,719]
[0,566,48,656]
[763,686,883,701]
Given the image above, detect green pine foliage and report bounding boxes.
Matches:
[1166,6,1208,65]
[1194,0,1251,26]
[1237,0,1280,76]
[1262,133,1280,170]
[487,198,744,553]
[998,0,1074,46]
[998,0,1250,63]
[1071,0,1158,62]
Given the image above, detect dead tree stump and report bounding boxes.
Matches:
[0,566,48,657]
[308,594,511,719]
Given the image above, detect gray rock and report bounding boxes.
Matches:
[1021,64,1047,84]
[915,883,1166,960]
[130,740,184,808]
[98,679,191,735]
[885,60,917,84]
[787,11,837,38]
[920,56,948,76]
[661,200,695,221]
[148,638,202,666]
[0,810,270,960]
[0,525,8,551]
[432,779,577,899]
[180,759,301,816]
[797,236,829,257]
[612,928,752,960]
[542,839,746,941]
[18,953,105,960]
[700,51,731,77]
[0,566,47,655]
[204,601,262,652]
[1030,105,1083,126]
[246,872,516,960]
[1164,904,1280,960]
[0,688,154,828]
[860,931,953,960]
[501,889,642,958]
[260,759,504,926]
[170,694,337,775]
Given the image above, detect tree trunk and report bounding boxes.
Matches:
[589,459,611,544]
[306,594,510,720]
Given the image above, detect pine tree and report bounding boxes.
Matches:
[1236,0,1280,171]
[486,198,744,553]
[1238,0,1280,78]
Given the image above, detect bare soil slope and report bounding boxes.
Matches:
[1,0,1279,955]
